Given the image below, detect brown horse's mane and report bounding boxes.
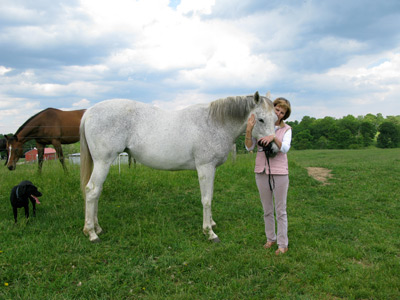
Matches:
[15,108,55,135]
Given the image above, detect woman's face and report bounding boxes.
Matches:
[274,105,287,124]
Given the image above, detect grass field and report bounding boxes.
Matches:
[1,148,399,299]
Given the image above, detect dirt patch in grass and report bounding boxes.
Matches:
[307,167,332,185]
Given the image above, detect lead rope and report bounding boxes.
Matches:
[265,150,275,191]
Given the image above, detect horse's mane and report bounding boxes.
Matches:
[15,108,54,135]
[208,95,265,123]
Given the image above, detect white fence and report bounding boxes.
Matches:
[69,152,130,166]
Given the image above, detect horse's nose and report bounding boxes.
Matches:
[7,165,15,171]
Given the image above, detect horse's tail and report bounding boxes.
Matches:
[80,113,93,199]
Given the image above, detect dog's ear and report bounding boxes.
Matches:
[18,181,34,196]
[18,185,27,197]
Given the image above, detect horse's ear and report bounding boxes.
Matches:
[254,91,260,104]
[5,135,17,142]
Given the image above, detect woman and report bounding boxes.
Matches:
[245,97,292,255]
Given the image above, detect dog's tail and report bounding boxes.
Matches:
[80,112,93,199]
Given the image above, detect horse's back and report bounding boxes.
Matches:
[42,108,85,125]
[36,108,84,143]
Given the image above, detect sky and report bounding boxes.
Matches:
[1,0,400,134]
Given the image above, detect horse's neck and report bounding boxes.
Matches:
[17,123,38,143]
[216,117,248,144]
[207,96,253,141]
[233,119,249,141]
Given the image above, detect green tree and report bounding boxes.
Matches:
[377,122,400,148]
[313,117,338,148]
[338,115,360,135]
[316,136,329,149]
[0,134,6,159]
[293,129,313,150]
[360,121,377,147]
[386,115,400,127]
[336,129,353,149]
[363,113,384,130]
[295,116,316,137]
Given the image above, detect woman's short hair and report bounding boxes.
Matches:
[273,97,291,121]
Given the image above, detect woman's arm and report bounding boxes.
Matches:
[245,114,256,150]
[280,129,292,154]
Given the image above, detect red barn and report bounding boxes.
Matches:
[25,148,57,162]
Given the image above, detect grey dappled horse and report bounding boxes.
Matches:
[80,92,278,243]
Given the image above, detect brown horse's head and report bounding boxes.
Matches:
[5,135,24,171]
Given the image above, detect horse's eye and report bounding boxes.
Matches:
[258,119,264,123]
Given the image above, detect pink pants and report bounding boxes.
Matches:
[255,174,289,248]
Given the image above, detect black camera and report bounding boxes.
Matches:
[258,140,276,158]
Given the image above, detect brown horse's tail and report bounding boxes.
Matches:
[80,114,93,199]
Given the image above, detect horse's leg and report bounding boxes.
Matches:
[83,161,111,242]
[53,140,67,172]
[94,193,102,235]
[36,143,45,173]
[128,153,136,169]
[196,164,220,242]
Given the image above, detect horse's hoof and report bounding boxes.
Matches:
[90,237,101,243]
[211,237,221,243]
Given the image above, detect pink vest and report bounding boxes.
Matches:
[254,123,291,174]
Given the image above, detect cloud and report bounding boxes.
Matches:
[1,0,400,134]
[0,95,42,134]
[283,49,400,121]
[177,0,215,15]
[151,90,213,111]
[72,98,91,108]
[0,66,12,75]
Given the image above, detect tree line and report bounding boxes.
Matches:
[2,112,400,160]
[236,113,400,152]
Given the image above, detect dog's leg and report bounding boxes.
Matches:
[13,207,18,223]
[31,199,36,217]
[24,204,29,219]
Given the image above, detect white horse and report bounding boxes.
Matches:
[80,92,278,243]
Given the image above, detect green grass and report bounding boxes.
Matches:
[1,148,399,299]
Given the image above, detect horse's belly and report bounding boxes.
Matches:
[134,150,196,171]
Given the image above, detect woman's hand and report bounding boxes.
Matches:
[247,114,256,131]
[258,134,275,146]
[245,114,256,149]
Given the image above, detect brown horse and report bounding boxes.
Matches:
[5,108,85,171]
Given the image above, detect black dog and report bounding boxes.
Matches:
[10,180,42,223]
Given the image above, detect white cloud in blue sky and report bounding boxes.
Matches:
[1,0,400,133]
